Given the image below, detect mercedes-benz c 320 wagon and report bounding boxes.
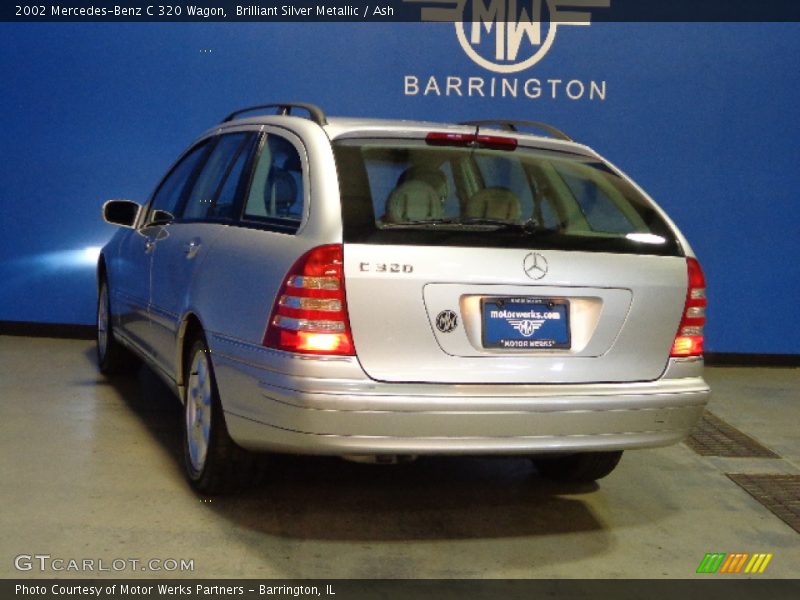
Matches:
[98,103,710,493]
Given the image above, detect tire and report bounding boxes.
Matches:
[532,451,623,483]
[183,336,257,494]
[96,280,136,375]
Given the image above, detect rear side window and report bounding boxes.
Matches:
[243,134,305,229]
[334,139,682,256]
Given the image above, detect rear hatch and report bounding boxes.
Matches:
[333,132,687,384]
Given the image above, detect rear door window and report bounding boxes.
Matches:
[181,133,252,220]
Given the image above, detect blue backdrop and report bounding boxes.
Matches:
[0,21,798,354]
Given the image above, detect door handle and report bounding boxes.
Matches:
[183,240,201,259]
[144,239,155,253]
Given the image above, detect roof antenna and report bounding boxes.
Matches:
[470,123,480,149]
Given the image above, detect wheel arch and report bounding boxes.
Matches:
[96,254,107,290]
[176,312,207,392]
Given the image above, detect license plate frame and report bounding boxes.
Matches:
[481,297,571,350]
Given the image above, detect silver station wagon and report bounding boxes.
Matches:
[97,103,710,493]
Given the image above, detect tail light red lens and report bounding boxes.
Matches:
[425,132,517,151]
[671,257,706,357]
[425,132,474,147]
[475,134,518,151]
[264,244,355,356]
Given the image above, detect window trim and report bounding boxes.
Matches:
[139,124,311,236]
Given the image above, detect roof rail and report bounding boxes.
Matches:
[460,120,573,142]
[222,102,328,126]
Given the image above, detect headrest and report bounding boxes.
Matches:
[465,187,522,222]
[397,167,448,202]
[282,153,302,172]
[385,180,443,223]
[265,168,298,215]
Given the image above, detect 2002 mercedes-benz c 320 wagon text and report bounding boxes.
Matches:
[97,103,710,493]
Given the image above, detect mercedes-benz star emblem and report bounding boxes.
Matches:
[523,252,548,280]
[435,310,458,333]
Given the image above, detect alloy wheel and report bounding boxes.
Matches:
[186,350,213,475]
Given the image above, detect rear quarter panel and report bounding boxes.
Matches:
[188,120,344,347]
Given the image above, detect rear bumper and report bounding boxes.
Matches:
[211,335,710,455]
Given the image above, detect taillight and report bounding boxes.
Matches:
[264,244,355,356]
[671,257,706,357]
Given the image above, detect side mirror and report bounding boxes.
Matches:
[102,200,141,228]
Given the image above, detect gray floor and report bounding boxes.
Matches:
[1,335,797,579]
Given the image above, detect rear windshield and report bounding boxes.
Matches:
[333,139,683,256]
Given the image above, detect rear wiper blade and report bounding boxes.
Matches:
[380,218,557,233]
[380,218,459,228]
[460,217,554,233]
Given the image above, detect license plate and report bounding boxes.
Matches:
[481,297,570,349]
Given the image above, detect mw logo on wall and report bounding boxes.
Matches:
[404,0,610,101]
